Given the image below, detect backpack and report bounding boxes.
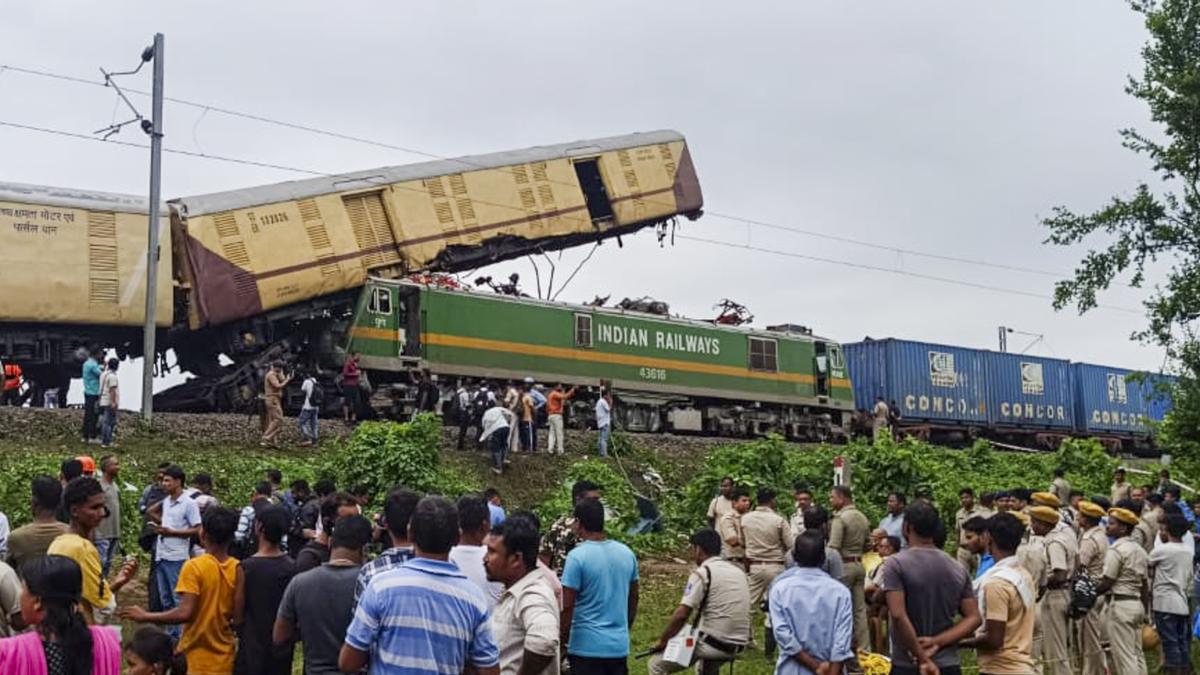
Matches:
[231,503,265,560]
[472,389,491,415]
[307,378,325,408]
[1068,573,1098,618]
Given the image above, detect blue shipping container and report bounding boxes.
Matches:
[1142,374,1176,423]
[844,339,988,425]
[982,352,1074,430]
[1073,363,1151,434]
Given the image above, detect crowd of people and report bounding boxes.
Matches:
[1,436,1198,675]
[0,455,649,675]
[248,355,617,466]
[697,467,1200,675]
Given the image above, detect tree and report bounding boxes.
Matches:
[1044,0,1200,451]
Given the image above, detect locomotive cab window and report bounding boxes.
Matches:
[368,287,392,315]
[828,346,845,370]
[749,337,778,372]
[573,159,615,223]
[575,314,593,348]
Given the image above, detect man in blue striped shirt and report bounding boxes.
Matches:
[340,495,500,675]
[354,487,421,602]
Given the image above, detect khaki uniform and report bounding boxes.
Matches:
[1130,518,1157,554]
[1040,522,1079,675]
[1110,481,1132,506]
[830,503,871,649]
[788,505,807,537]
[1103,538,1149,675]
[954,505,985,574]
[707,495,734,525]
[261,369,287,443]
[740,506,793,609]
[1141,507,1161,538]
[649,558,751,675]
[1050,477,1071,506]
[1078,525,1109,675]
[717,511,746,562]
[1017,535,1048,664]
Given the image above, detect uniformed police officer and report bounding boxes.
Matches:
[649,529,751,675]
[1121,499,1156,553]
[1013,510,1048,664]
[955,487,985,574]
[829,484,871,650]
[1095,508,1149,675]
[1030,505,1078,675]
[718,488,751,569]
[740,487,794,652]
[1076,500,1110,675]
[1049,468,1071,506]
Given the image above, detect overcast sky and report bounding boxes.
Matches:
[2,2,1171,407]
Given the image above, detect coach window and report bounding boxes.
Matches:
[575,314,593,348]
[369,287,392,315]
[749,337,778,372]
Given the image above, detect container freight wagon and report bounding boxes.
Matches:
[1071,363,1155,437]
[345,278,855,441]
[0,182,172,401]
[982,351,1075,441]
[846,337,1175,452]
[843,339,988,443]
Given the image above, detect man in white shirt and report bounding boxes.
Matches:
[145,465,201,640]
[298,372,319,446]
[595,393,612,457]
[1148,512,1194,674]
[449,495,504,606]
[485,514,560,675]
[481,402,515,475]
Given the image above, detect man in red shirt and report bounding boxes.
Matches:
[545,383,576,455]
[341,353,361,424]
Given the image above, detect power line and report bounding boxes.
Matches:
[0,120,328,176]
[703,210,1071,279]
[676,234,1144,315]
[2,61,1089,284]
[0,118,1147,317]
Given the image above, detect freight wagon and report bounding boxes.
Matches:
[0,182,172,402]
[340,278,855,440]
[844,338,1172,452]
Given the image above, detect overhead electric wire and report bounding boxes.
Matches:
[0,117,1148,318]
[676,234,1144,315]
[4,61,1091,286]
[703,210,1071,279]
[0,120,329,176]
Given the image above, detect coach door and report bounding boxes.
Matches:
[814,341,830,397]
[573,159,614,223]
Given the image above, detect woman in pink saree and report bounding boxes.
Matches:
[0,555,121,675]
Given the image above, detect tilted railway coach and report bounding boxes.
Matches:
[0,182,172,401]
[339,278,855,441]
[0,130,704,409]
[158,129,703,408]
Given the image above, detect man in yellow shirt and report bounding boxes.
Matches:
[47,476,137,623]
[122,507,244,675]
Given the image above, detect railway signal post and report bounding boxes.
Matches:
[141,33,164,422]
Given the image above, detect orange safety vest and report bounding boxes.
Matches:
[2,364,21,391]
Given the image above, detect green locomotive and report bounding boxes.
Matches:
[342,278,854,440]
